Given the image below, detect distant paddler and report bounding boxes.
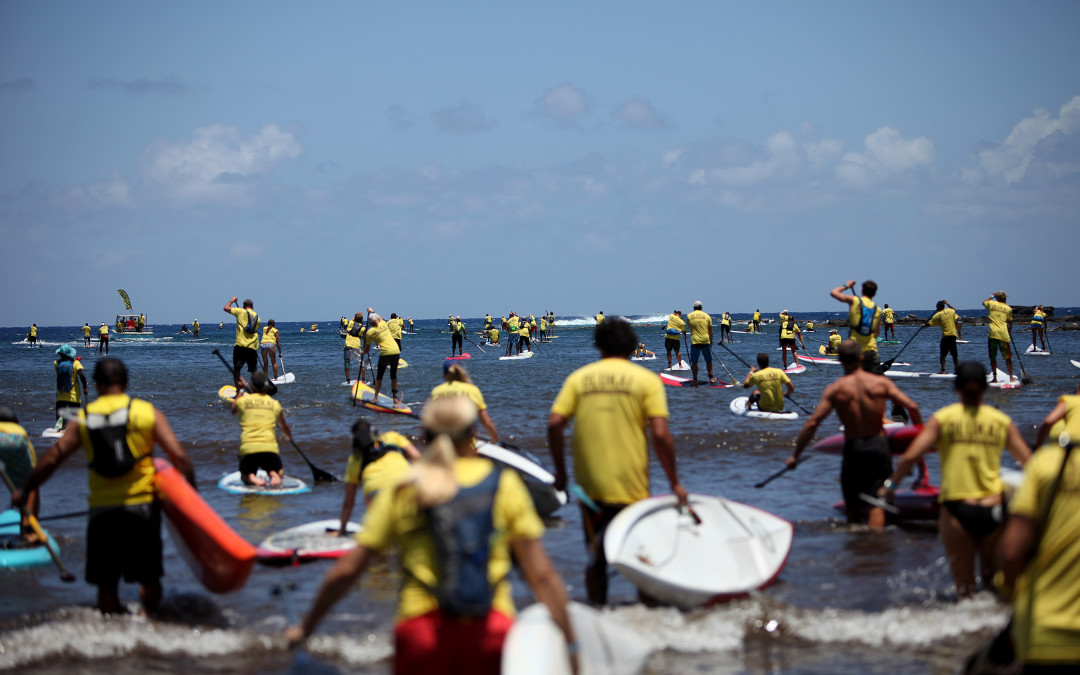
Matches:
[432,360,500,443]
[407,317,415,333]
[786,340,922,529]
[338,420,420,535]
[341,312,366,385]
[830,280,882,372]
[232,371,292,487]
[778,314,804,369]
[487,326,500,346]
[826,328,841,354]
[925,300,960,374]
[361,309,402,407]
[634,343,655,359]
[387,313,404,350]
[664,309,686,369]
[983,291,1014,384]
[14,357,197,614]
[720,311,733,343]
[1030,304,1048,352]
[595,311,604,325]
[743,353,794,413]
[98,322,110,355]
[687,301,717,384]
[223,296,261,390]
[805,319,815,332]
[192,319,200,338]
[881,304,896,340]
[53,344,87,431]
[82,323,92,347]
[260,319,282,380]
[450,316,466,357]
[752,309,761,332]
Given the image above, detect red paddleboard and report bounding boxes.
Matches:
[153,459,256,593]
[834,482,941,521]
[812,424,924,456]
[446,353,471,360]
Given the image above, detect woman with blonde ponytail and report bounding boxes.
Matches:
[430,360,500,443]
[286,396,577,675]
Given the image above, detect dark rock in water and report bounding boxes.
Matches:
[1055,322,1080,331]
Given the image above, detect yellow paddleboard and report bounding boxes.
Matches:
[349,381,396,407]
[218,385,237,401]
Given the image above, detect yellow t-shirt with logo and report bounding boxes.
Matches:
[747,368,791,412]
[78,394,156,508]
[430,381,488,411]
[367,322,400,356]
[230,307,260,350]
[595,314,604,325]
[721,313,731,327]
[388,318,404,340]
[983,300,1013,342]
[356,458,543,623]
[507,316,519,331]
[261,326,279,346]
[517,323,530,338]
[932,402,1011,502]
[779,319,801,340]
[344,320,365,349]
[550,357,668,504]
[666,314,685,336]
[54,359,84,403]
[882,308,896,324]
[847,296,881,353]
[235,393,283,456]
[686,310,712,345]
[1008,445,1080,664]
[82,325,91,338]
[344,431,413,498]
[488,328,499,343]
[99,325,109,336]
[928,308,958,338]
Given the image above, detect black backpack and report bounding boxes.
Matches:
[86,401,139,478]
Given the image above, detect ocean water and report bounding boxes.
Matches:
[1,312,1077,674]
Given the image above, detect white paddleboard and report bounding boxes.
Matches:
[270,372,296,385]
[783,364,806,374]
[630,355,657,361]
[501,601,650,675]
[929,373,956,379]
[604,494,793,609]
[885,370,922,378]
[256,519,361,562]
[217,471,311,495]
[1072,360,1080,370]
[729,396,798,420]
[666,362,691,372]
[988,368,1022,389]
[40,427,64,439]
[476,441,567,517]
[1025,344,1050,356]
[500,351,535,361]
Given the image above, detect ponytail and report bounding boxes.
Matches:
[411,433,459,507]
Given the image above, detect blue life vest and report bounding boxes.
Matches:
[853,300,876,337]
[242,310,259,335]
[55,361,74,394]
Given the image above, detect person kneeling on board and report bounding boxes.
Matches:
[287,396,577,675]
[743,353,794,413]
[826,328,841,354]
[0,406,41,543]
[881,361,1029,598]
[338,420,420,535]
[548,317,688,604]
[14,358,196,614]
[231,371,291,487]
[785,340,921,529]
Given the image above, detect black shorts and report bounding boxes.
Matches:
[520,334,530,347]
[939,335,958,361]
[239,451,283,476]
[943,500,1004,539]
[780,337,797,347]
[840,436,892,521]
[376,353,400,380]
[86,503,163,586]
[665,337,681,352]
[233,345,258,374]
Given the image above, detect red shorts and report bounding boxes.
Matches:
[394,609,513,675]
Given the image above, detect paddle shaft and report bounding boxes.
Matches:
[755,456,811,488]
[1007,326,1032,383]
[717,340,754,371]
[35,509,89,523]
[880,324,924,372]
[464,337,486,355]
[0,462,76,581]
[784,393,813,415]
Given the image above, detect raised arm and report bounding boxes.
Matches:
[830,281,857,304]
[223,296,238,314]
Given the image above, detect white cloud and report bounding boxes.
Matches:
[146,123,301,205]
[804,138,844,166]
[836,126,934,187]
[707,131,801,186]
[432,99,498,134]
[614,96,670,130]
[531,83,589,128]
[965,95,1080,185]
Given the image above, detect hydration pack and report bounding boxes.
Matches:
[348,321,364,338]
[853,301,875,337]
[421,469,502,616]
[55,361,74,393]
[86,401,138,478]
[242,310,259,335]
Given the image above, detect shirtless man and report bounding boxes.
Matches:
[785,339,922,528]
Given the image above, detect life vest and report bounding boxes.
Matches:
[86,401,140,478]
[56,360,74,393]
[242,310,259,335]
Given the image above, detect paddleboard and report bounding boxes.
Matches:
[630,355,657,361]
[877,339,901,344]
[360,400,415,416]
[800,354,839,364]
[270,373,295,385]
[929,373,956,379]
[729,396,798,420]
[446,353,471,361]
[957,340,971,344]
[1072,360,1080,370]
[988,368,1022,389]
[500,351,535,361]
[476,441,567,517]
[885,370,922,378]
[818,345,838,357]
[256,519,361,563]
[218,385,237,401]
[217,470,311,495]
[604,494,793,609]
[812,424,924,456]
[660,372,736,388]
[783,364,807,374]
[501,601,650,675]
[154,459,256,593]
[350,381,396,407]
[1025,345,1051,356]
[666,362,691,372]
[40,427,64,439]
[0,509,60,569]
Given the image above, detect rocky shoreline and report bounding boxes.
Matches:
[825,306,1080,331]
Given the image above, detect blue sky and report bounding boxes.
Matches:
[2,1,1078,325]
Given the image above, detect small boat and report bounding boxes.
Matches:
[111,290,155,338]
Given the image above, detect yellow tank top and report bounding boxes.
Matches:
[933,402,1011,501]
[848,297,880,353]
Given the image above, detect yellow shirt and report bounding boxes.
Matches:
[882,307,896,324]
[1031,309,1045,326]
[235,393,282,456]
[983,300,1013,342]
[230,307,260,350]
[54,359,84,403]
[343,320,365,349]
[686,310,712,345]
[595,314,604,325]
[356,458,543,623]
[550,357,668,504]
[1008,445,1080,664]
[29,326,37,337]
[388,318,404,340]
[430,381,488,411]
[753,311,761,322]
[932,402,1011,502]
[488,328,499,343]
[517,323,530,337]
[344,431,413,498]
[1053,395,1080,442]
[367,322,401,356]
[829,334,842,350]
[82,325,91,338]
[805,321,814,330]
[261,326,279,346]
[540,318,547,331]
[848,296,881,353]
[928,308,958,338]
[451,320,465,335]
[747,368,791,412]
[507,317,520,331]
[721,313,731,326]
[0,421,36,487]
[78,394,156,508]
[193,321,199,330]
[666,314,685,336]
[99,325,109,336]
[779,318,801,340]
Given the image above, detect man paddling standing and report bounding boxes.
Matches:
[830,280,882,372]
[664,309,686,369]
[925,300,959,374]
[983,291,1014,384]
[548,318,688,604]
[98,322,110,355]
[362,310,403,407]
[450,316,465,357]
[14,358,196,614]
[785,340,922,529]
[687,301,717,384]
[720,311,733,343]
[342,312,366,385]
[224,297,260,390]
[881,304,896,340]
[82,323,92,347]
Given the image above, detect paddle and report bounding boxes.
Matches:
[34,509,89,523]
[755,456,811,488]
[213,350,337,483]
[0,461,76,582]
[1043,315,1053,353]
[717,340,753,371]
[465,337,487,355]
[859,492,900,515]
[277,350,289,383]
[713,352,739,386]
[783,394,813,415]
[681,333,692,370]
[879,325,924,373]
[1007,327,1033,384]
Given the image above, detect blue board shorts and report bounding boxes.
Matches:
[690,344,712,364]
